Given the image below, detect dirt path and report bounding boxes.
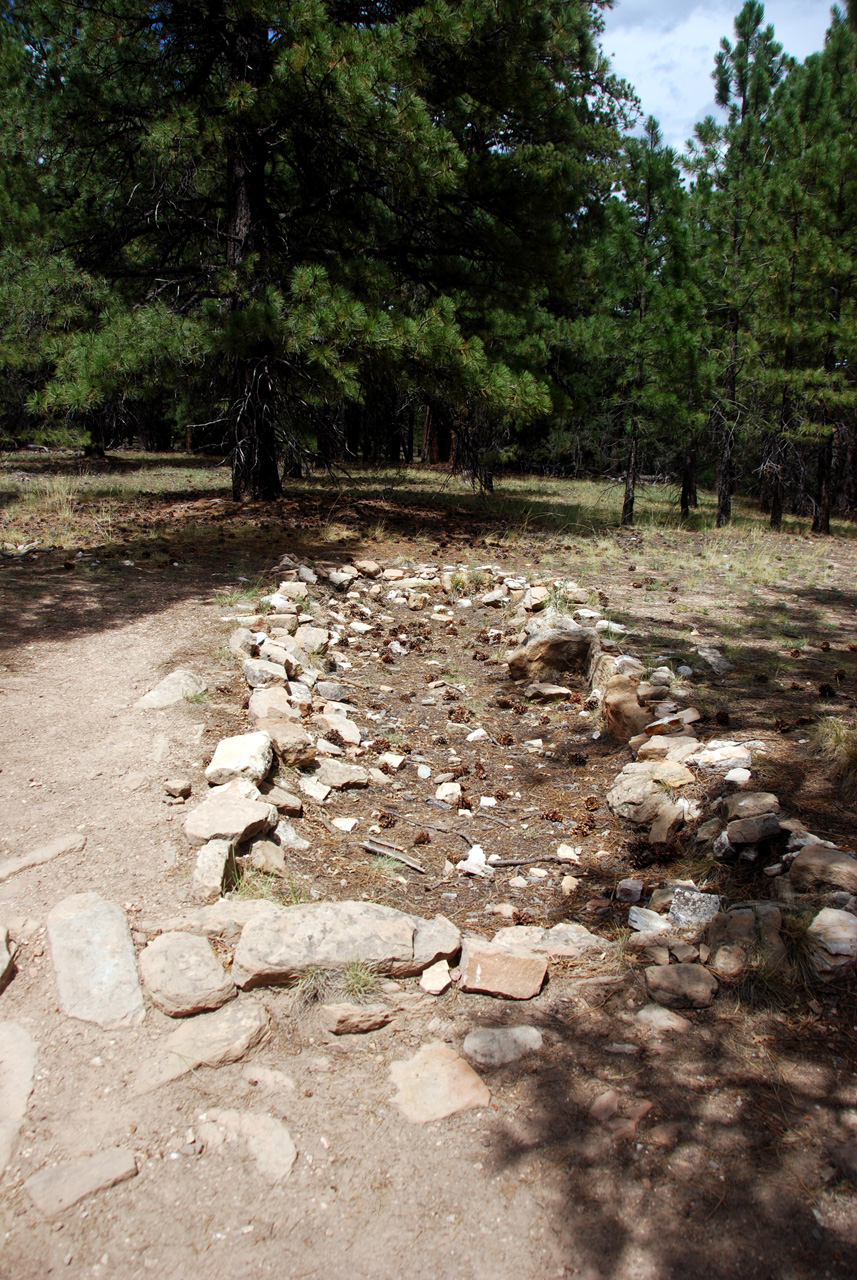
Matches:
[1,542,856,1280]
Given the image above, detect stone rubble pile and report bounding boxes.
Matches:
[3,548,856,1221]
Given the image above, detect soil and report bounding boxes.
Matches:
[1,492,857,1280]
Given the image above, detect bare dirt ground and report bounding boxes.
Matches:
[2,460,857,1280]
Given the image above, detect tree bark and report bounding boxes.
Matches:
[621,427,638,527]
[716,424,734,528]
[680,441,697,519]
[811,434,834,535]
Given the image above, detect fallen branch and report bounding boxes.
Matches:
[358,839,427,874]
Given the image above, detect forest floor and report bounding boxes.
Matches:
[1,450,857,1280]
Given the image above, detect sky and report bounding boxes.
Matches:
[601,0,837,151]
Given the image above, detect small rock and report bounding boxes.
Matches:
[25,1149,137,1218]
[138,933,236,1017]
[628,906,670,934]
[462,1026,542,1069]
[790,846,857,895]
[205,732,273,786]
[420,960,452,995]
[135,669,206,708]
[695,646,734,676]
[648,1123,680,1149]
[458,938,547,1000]
[165,777,192,799]
[616,878,643,903]
[389,1042,490,1123]
[561,875,579,898]
[726,813,781,845]
[259,784,302,816]
[635,1003,691,1033]
[830,1139,857,1181]
[708,909,757,976]
[590,1089,621,1122]
[808,908,857,973]
[315,759,369,790]
[436,781,462,804]
[47,894,144,1029]
[319,1004,392,1035]
[192,839,236,903]
[645,964,718,1009]
[274,820,311,852]
[242,658,288,688]
[184,795,278,846]
[667,887,721,930]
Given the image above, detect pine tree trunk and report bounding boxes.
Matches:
[811,434,834,535]
[716,425,734,527]
[226,19,281,502]
[680,442,696,519]
[621,427,638,527]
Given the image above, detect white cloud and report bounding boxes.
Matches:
[602,0,836,150]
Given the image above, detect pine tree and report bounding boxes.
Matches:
[1,0,627,496]
[685,1,787,526]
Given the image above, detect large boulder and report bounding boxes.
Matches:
[233,901,430,988]
[506,625,599,682]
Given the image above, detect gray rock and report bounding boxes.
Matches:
[164,777,192,799]
[644,963,718,1009]
[695,646,734,676]
[648,801,686,845]
[726,813,781,845]
[315,681,349,702]
[634,1004,691,1033]
[205,732,273,786]
[259,784,303,816]
[315,759,369,790]
[712,830,737,860]
[47,893,144,1029]
[138,932,236,1017]
[616,878,643,903]
[196,1109,296,1184]
[506,625,599,682]
[668,887,721,930]
[183,795,278,846]
[132,997,269,1093]
[708,908,756,976]
[412,915,462,969]
[135,669,206,709]
[491,921,606,958]
[724,791,780,821]
[0,832,87,884]
[248,686,301,725]
[242,658,288,688]
[228,628,258,658]
[255,719,316,767]
[25,1149,137,1218]
[192,839,236,903]
[0,1022,37,1173]
[318,1003,392,1035]
[808,908,857,973]
[293,625,329,655]
[160,899,282,940]
[462,1025,543,1068]
[232,901,420,988]
[390,1042,491,1123]
[790,846,857,895]
[274,820,311,852]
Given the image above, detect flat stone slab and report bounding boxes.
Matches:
[25,1148,137,1217]
[183,795,278,846]
[318,1003,392,1035]
[491,921,606,959]
[0,1022,37,1173]
[0,833,87,884]
[459,937,547,999]
[790,846,857,895]
[132,997,269,1093]
[160,899,282,940]
[138,932,236,1017]
[420,960,451,995]
[196,1109,296,1184]
[232,901,419,988]
[463,1026,543,1068]
[390,1042,490,1123]
[808,908,857,972]
[668,887,721,929]
[135,669,206,708]
[47,893,144,1029]
[205,732,273,786]
[314,759,369,790]
[645,963,718,1009]
[634,1004,691,1034]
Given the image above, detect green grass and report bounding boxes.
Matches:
[814,715,857,802]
